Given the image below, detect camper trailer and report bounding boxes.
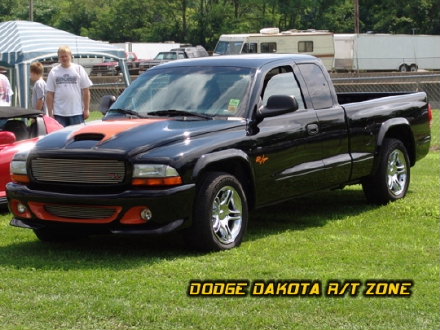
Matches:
[334,33,440,72]
[213,28,335,70]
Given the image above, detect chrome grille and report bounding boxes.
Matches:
[31,158,126,184]
[45,204,117,219]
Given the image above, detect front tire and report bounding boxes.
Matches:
[185,172,248,251]
[362,138,410,205]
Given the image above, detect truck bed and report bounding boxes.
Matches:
[337,92,411,104]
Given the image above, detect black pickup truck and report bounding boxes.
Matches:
[7,54,432,251]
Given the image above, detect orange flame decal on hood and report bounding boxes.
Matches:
[71,119,166,142]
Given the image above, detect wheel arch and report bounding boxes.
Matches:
[192,149,256,210]
[377,118,416,166]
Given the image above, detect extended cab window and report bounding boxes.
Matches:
[262,66,304,109]
[261,42,277,53]
[297,63,333,109]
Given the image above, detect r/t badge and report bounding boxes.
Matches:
[256,155,269,165]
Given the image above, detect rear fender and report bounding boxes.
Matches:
[377,118,410,147]
[374,118,415,171]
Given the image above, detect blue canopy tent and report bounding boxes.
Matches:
[0,20,130,108]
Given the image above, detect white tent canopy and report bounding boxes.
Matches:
[0,20,130,108]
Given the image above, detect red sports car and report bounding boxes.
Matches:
[0,107,63,205]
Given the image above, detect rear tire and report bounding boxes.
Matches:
[410,64,418,72]
[362,138,410,205]
[399,64,409,72]
[184,172,248,251]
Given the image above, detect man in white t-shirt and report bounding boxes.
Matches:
[46,46,93,126]
[0,67,13,106]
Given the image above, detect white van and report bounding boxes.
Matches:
[214,28,335,70]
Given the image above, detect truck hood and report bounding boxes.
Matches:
[141,59,168,66]
[33,118,244,156]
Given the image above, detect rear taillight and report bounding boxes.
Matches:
[428,103,433,128]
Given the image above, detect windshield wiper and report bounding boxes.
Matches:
[148,110,213,120]
[108,108,147,118]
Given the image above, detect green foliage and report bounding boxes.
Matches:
[0,0,28,20]
[1,0,439,49]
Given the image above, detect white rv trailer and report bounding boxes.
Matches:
[214,28,335,70]
[334,33,440,72]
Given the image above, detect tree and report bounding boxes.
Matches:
[1,0,438,49]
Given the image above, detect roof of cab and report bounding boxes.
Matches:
[150,54,318,70]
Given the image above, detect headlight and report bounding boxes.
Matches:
[132,164,182,186]
[11,160,27,175]
[10,151,30,183]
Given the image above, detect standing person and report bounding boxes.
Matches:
[0,66,13,106]
[30,62,47,113]
[46,46,93,126]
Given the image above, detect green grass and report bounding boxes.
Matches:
[0,112,438,330]
[88,110,104,121]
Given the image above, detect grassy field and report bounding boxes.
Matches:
[0,112,438,330]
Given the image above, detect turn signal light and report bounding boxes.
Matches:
[132,177,183,186]
[11,174,30,184]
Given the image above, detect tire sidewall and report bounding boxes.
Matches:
[192,172,248,251]
[379,139,410,201]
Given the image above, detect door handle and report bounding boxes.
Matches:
[307,124,319,135]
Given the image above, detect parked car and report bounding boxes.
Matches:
[7,54,432,250]
[0,107,62,205]
[90,52,147,76]
[139,46,209,72]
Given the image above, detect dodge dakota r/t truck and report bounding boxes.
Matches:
[7,54,432,251]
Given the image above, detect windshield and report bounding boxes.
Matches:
[214,41,243,55]
[108,66,254,118]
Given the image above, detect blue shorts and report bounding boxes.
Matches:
[54,114,84,127]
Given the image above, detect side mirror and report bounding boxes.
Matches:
[0,131,17,145]
[100,95,117,114]
[256,95,299,120]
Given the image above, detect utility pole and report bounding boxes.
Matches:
[354,0,360,33]
[29,0,34,21]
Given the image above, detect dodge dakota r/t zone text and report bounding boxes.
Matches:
[7,54,432,251]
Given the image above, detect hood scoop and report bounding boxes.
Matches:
[66,133,106,149]
[74,133,105,142]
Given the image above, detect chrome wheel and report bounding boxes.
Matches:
[211,185,243,244]
[387,149,408,196]
[362,138,410,205]
[186,171,248,251]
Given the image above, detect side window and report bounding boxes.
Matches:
[298,41,313,52]
[262,66,305,110]
[298,63,333,109]
[261,42,277,53]
[242,43,257,53]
